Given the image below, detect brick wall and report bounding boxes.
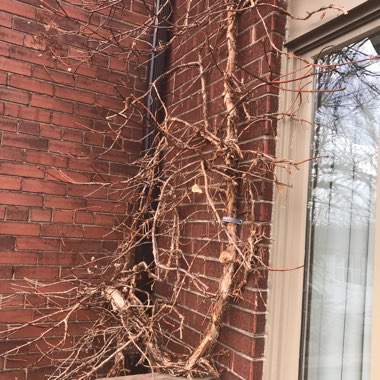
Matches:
[0,0,289,378]
[0,1,150,378]
[154,1,287,379]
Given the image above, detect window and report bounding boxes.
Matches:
[264,2,380,380]
[300,32,380,380]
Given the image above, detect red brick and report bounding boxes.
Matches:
[0,252,37,265]
[4,104,50,123]
[0,88,29,105]
[48,140,91,156]
[58,1,96,23]
[110,162,137,175]
[17,120,40,135]
[0,26,24,45]
[39,124,62,140]
[0,72,7,87]
[61,128,83,142]
[10,45,54,68]
[75,309,98,321]
[14,266,59,280]
[32,66,75,86]
[0,206,5,219]
[0,176,22,191]
[233,354,264,379]
[74,103,107,120]
[1,192,43,207]
[1,294,25,309]
[0,370,25,380]
[12,16,45,33]
[0,41,9,57]
[67,184,107,199]
[95,93,123,111]
[68,157,109,173]
[4,324,52,339]
[23,33,46,51]
[60,239,102,253]
[92,147,129,164]
[94,213,114,226]
[109,58,128,72]
[0,56,31,76]
[0,341,28,356]
[53,210,74,223]
[9,74,54,96]
[44,196,87,210]
[52,112,92,129]
[29,342,58,362]
[0,221,39,236]
[24,151,68,168]
[102,240,118,252]
[0,266,13,279]
[0,147,25,164]
[16,237,60,251]
[55,86,96,104]
[37,252,81,266]
[0,12,12,27]
[0,310,33,323]
[0,236,16,250]
[0,118,17,132]
[204,259,223,278]
[30,209,51,222]
[254,202,272,222]
[219,369,241,380]
[22,179,66,195]
[41,224,83,238]
[88,51,109,67]
[131,0,153,14]
[86,199,125,214]
[46,168,89,183]
[76,75,114,95]
[30,94,73,113]
[84,131,103,146]
[2,133,48,150]
[5,353,51,369]
[6,206,29,221]
[0,0,35,18]
[56,60,97,78]
[83,226,122,240]
[0,162,44,178]
[238,288,267,312]
[74,211,94,224]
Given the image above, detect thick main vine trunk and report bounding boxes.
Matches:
[185,0,240,370]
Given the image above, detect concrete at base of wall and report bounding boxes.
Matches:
[97,375,176,380]
[97,375,216,380]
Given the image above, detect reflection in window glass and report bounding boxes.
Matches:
[300,33,380,380]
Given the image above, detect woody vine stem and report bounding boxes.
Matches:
[186,0,241,369]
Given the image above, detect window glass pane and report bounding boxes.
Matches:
[300,32,380,380]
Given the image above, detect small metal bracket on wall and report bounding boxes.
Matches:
[222,216,243,225]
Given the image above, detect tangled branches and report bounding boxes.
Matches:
[0,0,354,378]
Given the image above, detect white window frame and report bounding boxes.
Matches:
[263,1,380,379]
